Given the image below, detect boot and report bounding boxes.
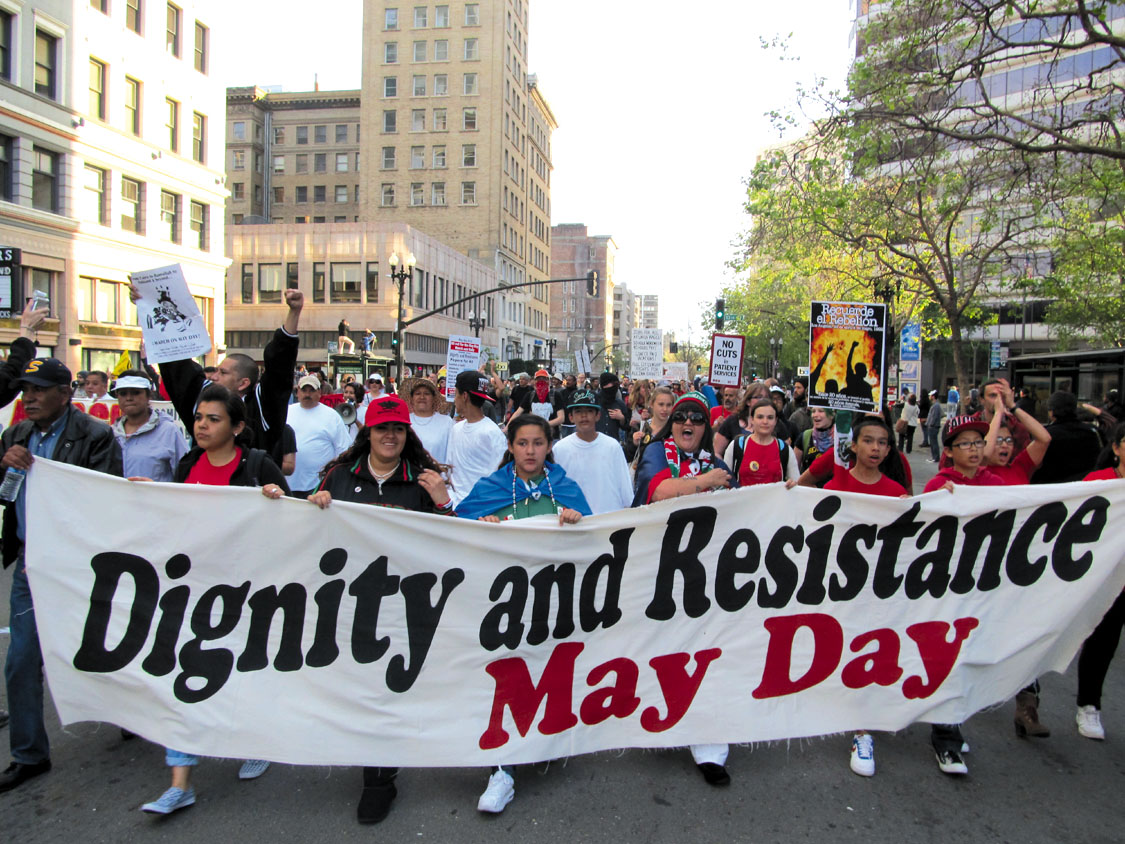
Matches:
[1014,691,1051,738]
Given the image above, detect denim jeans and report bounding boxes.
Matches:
[165,748,199,767]
[927,427,942,461]
[5,559,49,764]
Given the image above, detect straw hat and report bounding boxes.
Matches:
[400,377,449,414]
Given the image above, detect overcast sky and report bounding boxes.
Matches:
[219,1,855,340]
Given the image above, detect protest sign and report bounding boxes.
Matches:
[0,246,19,318]
[807,301,887,413]
[708,334,744,389]
[444,335,482,401]
[662,362,688,382]
[128,265,213,364]
[0,398,187,441]
[27,460,1125,768]
[631,330,664,380]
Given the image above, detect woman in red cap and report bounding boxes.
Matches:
[307,394,453,825]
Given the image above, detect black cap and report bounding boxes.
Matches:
[19,358,71,388]
[455,369,492,402]
[599,371,619,387]
[567,389,600,411]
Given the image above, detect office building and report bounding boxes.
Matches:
[549,223,614,369]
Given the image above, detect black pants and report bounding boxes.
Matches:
[363,766,397,787]
[1077,590,1125,709]
[931,723,964,753]
[898,425,915,453]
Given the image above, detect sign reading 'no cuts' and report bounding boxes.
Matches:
[708,334,744,389]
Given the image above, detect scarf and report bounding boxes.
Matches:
[534,381,551,403]
[456,461,592,520]
[811,426,834,454]
[663,437,713,479]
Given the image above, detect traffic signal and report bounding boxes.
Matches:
[586,270,599,297]
[669,341,679,354]
[391,334,399,346]
[715,298,725,331]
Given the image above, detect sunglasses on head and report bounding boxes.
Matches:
[671,410,706,425]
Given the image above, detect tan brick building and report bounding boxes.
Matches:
[549,223,614,372]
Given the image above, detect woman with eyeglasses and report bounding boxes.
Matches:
[631,391,734,785]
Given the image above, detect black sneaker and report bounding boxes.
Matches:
[357,782,397,824]
[0,759,52,793]
[696,762,731,786]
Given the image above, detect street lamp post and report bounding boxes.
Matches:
[545,338,557,370]
[467,309,486,338]
[388,251,416,380]
[770,336,784,379]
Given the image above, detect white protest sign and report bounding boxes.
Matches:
[129,264,213,364]
[630,329,664,380]
[708,334,744,389]
[662,362,688,382]
[26,459,1125,767]
[444,335,482,400]
[578,346,592,374]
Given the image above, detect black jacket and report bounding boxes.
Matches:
[0,337,39,410]
[317,457,442,512]
[0,405,123,566]
[160,327,298,455]
[1033,420,1103,485]
[173,446,290,491]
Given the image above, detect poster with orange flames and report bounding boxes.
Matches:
[807,301,887,413]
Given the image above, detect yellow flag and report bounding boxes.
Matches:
[111,350,132,378]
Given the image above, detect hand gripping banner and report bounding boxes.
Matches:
[25,460,1125,767]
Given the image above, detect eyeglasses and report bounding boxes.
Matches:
[994,436,1014,444]
[952,439,986,450]
[671,410,706,425]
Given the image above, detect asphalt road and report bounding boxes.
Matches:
[2,446,1123,844]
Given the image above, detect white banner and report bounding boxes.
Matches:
[0,398,187,440]
[26,460,1125,768]
[128,264,213,364]
[444,335,482,401]
[630,329,663,380]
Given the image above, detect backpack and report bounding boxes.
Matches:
[731,434,789,482]
[799,428,826,474]
[244,447,269,487]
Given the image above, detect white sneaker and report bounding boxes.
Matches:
[934,749,968,775]
[238,759,270,780]
[849,733,875,777]
[1077,705,1106,740]
[477,769,514,813]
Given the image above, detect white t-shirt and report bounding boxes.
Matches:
[411,411,455,464]
[286,402,353,491]
[448,417,508,507]
[551,432,633,515]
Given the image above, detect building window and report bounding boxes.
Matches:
[232,213,243,224]
[314,153,327,172]
[335,124,348,143]
[335,153,348,172]
[295,153,307,172]
[0,12,11,81]
[413,6,427,27]
[166,3,181,57]
[165,98,179,151]
[384,76,398,98]
[413,75,426,96]
[384,41,398,63]
[89,59,107,120]
[296,125,308,144]
[356,152,361,170]
[464,38,478,61]
[381,146,396,168]
[334,185,348,203]
[273,186,284,203]
[433,145,446,167]
[461,181,476,205]
[330,263,362,303]
[83,165,108,224]
[233,121,246,141]
[433,39,448,61]
[462,143,476,167]
[381,183,395,206]
[286,263,299,290]
[35,30,58,99]
[385,7,398,30]
[159,190,179,242]
[231,182,245,200]
[126,0,142,34]
[96,279,119,324]
[412,109,425,131]
[258,264,283,303]
[410,146,424,168]
[32,148,58,212]
[229,149,246,171]
[433,74,448,96]
[355,184,360,202]
[120,177,143,232]
[433,108,447,131]
[463,107,477,130]
[192,112,206,162]
[125,77,141,135]
[431,182,445,206]
[314,124,327,143]
[189,201,207,249]
[366,263,380,302]
[272,155,284,173]
[463,73,478,96]
[435,5,450,27]
[296,185,307,203]
[240,264,253,302]
[194,22,208,73]
[313,185,326,203]
[413,40,426,62]
[383,110,397,132]
[465,3,479,25]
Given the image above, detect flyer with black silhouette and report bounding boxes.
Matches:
[129,264,213,364]
[807,301,887,413]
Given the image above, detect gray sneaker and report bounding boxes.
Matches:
[142,786,196,814]
[238,759,271,780]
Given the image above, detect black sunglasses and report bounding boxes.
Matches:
[671,410,706,425]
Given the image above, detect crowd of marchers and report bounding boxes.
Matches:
[0,293,1122,825]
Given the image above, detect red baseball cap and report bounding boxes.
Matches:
[365,395,411,427]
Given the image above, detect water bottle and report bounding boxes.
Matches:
[0,467,26,502]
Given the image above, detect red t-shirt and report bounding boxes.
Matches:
[185,451,240,486]
[988,449,1037,485]
[809,446,913,489]
[738,438,784,486]
[923,466,1004,493]
[710,406,731,426]
[824,471,907,497]
[1084,467,1123,481]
